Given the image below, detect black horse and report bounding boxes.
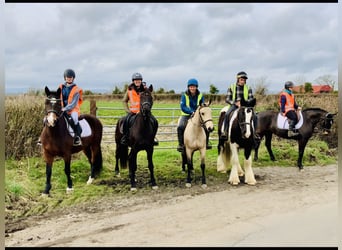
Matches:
[40,86,103,196]
[217,106,258,185]
[114,85,158,191]
[254,108,337,170]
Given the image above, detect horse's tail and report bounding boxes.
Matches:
[93,147,103,175]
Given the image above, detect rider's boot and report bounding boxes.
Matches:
[73,122,82,146]
[288,120,299,137]
[177,128,184,152]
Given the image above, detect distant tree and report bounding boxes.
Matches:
[112,86,121,94]
[304,82,313,93]
[254,76,268,96]
[156,88,165,94]
[209,84,219,95]
[83,90,94,95]
[314,74,336,91]
[167,89,175,94]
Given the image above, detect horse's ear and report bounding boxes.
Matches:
[149,84,153,92]
[45,86,50,96]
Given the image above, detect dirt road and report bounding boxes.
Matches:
[5,164,338,247]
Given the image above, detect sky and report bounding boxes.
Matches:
[4,2,338,94]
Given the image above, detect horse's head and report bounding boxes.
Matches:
[44,86,62,127]
[321,112,337,134]
[140,84,154,118]
[237,106,254,139]
[197,101,214,133]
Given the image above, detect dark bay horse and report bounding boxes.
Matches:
[254,108,337,170]
[114,85,158,191]
[181,101,214,188]
[217,106,257,185]
[40,86,103,195]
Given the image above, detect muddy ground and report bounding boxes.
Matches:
[5,164,338,247]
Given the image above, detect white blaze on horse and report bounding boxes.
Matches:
[217,106,257,186]
[182,101,214,188]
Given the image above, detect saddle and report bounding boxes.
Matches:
[64,117,92,138]
[276,111,304,130]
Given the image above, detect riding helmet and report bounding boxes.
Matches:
[132,72,143,81]
[187,78,198,87]
[284,81,294,89]
[236,71,248,79]
[64,69,76,79]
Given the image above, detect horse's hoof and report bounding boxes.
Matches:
[152,185,159,190]
[115,172,121,177]
[185,183,191,188]
[87,177,94,185]
[246,182,256,185]
[41,193,50,198]
[66,187,74,194]
[130,187,137,192]
[201,184,207,189]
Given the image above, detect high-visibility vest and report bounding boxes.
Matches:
[59,83,83,116]
[279,91,295,114]
[180,93,203,116]
[227,83,249,108]
[127,88,141,113]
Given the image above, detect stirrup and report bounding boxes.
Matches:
[73,136,82,146]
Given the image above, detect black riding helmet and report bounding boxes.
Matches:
[236,71,248,79]
[64,69,76,79]
[284,81,294,89]
[132,72,143,81]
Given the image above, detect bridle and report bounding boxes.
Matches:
[191,105,213,133]
[237,107,253,132]
[45,97,62,116]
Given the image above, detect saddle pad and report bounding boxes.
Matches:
[66,118,92,137]
[277,111,303,130]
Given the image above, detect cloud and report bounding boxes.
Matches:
[4,3,338,94]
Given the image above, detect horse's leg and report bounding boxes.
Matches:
[228,143,240,185]
[297,139,308,171]
[185,148,193,188]
[128,149,138,191]
[114,143,121,177]
[43,162,53,196]
[217,142,227,173]
[253,136,262,161]
[265,132,276,161]
[146,148,158,189]
[63,155,73,193]
[199,148,207,188]
[244,149,256,185]
[85,145,102,185]
[181,150,187,172]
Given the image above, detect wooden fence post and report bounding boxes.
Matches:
[90,99,97,116]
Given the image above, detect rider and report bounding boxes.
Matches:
[176,78,212,152]
[220,71,259,141]
[59,69,83,146]
[120,72,158,146]
[279,81,301,137]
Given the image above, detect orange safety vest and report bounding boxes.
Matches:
[59,83,83,116]
[279,91,295,114]
[127,88,140,113]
